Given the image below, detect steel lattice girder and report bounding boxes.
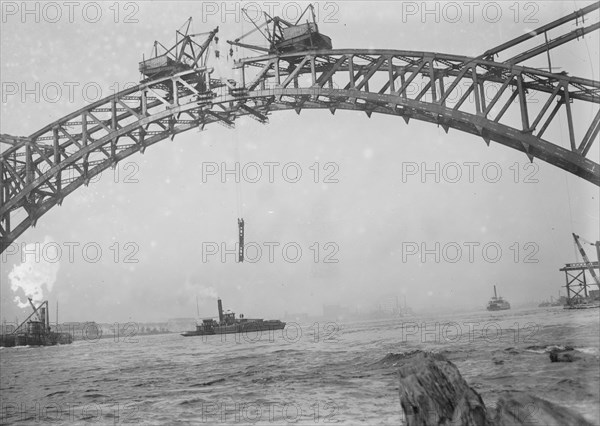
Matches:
[1,49,599,253]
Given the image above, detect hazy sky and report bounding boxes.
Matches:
[1,1,599,323]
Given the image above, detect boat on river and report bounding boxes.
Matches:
[181,298,286,337]
[486,285,511,311]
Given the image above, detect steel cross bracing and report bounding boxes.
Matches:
[1,26,600,253]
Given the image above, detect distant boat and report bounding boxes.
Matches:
[181,298,286,337]
[538,295,566,308]
[487,285,511,311]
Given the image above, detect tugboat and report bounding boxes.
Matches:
[181,298,286,337]
[486,285,511,311]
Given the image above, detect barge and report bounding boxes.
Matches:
[0,299,73,347]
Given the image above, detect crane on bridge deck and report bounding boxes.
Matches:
[226,3,332,57]
[138,18,220,97]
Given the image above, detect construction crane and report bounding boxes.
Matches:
[573,233,600,286]
[560,233,600,308]
[12,299,49,334]
[139,19,219,82]
[226,3,332,56]
[28,298,44,323]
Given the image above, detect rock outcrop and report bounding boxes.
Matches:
[547,346,592,363]
[492,392,594,426]
[397,351,490,425]
[395,351,593,426]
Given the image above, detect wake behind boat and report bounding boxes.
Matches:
[181,298,286,337]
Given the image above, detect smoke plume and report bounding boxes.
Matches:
[196,285,218,301]
[9,236,60,308]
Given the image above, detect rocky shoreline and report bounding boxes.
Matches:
[393,351,594,426]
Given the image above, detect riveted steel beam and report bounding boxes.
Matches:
[2,47,599,252]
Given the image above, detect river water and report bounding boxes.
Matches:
[1,307,598,425]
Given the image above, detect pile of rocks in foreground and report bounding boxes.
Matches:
[394,351,593,426]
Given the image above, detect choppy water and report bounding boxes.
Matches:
[1,307,599,425]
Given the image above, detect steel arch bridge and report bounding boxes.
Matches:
[1,5,600,253]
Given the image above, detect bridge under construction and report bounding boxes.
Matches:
[1,3,599,253]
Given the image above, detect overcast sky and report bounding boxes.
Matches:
[1,1,599,323]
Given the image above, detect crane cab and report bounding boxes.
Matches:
[226,4,333,57]
[139,55,191,80]
[275,22,332,53]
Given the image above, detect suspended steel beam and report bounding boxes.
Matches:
[479,2,600,60]
[507,22,600,65]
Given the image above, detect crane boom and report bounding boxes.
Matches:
[573,233,600,285]
[28,298,43,322]
[12,299,46,334]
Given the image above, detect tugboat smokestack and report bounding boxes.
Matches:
[40,307,46,331]
[217,298,224,323]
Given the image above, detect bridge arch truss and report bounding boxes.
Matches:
[1,48,599,252]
